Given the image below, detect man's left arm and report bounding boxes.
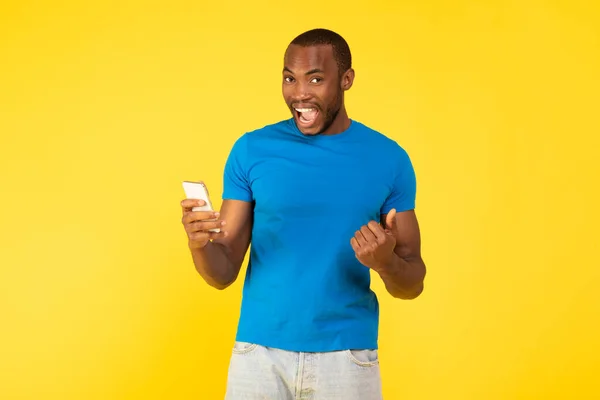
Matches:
[350,145,425,299]
[350,208,426,300]
[378,209,426,299]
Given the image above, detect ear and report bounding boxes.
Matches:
[341,68,355,91]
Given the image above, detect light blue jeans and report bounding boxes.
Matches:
[224,341,383,399]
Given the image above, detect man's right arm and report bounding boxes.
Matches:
[181,198,253,290]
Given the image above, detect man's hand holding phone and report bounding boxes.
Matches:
[181,181,227,249]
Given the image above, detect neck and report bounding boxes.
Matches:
[322,105,351,135]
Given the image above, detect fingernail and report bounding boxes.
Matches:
[214,212,220,217]
[221,221,226,226]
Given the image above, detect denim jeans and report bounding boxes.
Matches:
[224,341,383,399]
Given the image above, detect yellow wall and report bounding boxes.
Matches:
[1,1,599,399]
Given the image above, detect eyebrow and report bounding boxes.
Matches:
[283,67,325,75]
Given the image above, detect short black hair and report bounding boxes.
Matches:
[289,28,352,75]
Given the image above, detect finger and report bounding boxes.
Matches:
[351,237,368,258]
[189,230,227,242]
[367,220,387,241]
[350,237,360,252]
[360,225,378,243]
[181,199,206,214]
[182,210,220,225]
[207,230,228,239]
[354,230,368,247]
[385,209,397,232]
[186,219,226,233]
[188,231,209,242]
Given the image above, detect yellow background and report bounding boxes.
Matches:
[1,0,599,399]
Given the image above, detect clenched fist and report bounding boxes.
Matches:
[350,208,398,272]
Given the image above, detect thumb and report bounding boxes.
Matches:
[385,209,397,234]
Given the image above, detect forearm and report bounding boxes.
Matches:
[189,241,239,290]
[378,253,426,299]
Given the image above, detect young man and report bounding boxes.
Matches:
[181,28,426,399]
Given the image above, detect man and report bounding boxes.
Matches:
[181,28,426,399]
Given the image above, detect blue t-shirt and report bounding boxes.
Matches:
[222,118,416,352]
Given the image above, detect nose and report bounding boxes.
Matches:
[291,80,311,102]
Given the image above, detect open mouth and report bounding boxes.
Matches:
[294,107,319,128]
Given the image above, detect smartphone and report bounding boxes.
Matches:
[182,181,220,233]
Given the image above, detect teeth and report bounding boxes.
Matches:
[295,108,315,112]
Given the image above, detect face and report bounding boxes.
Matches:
[282,44,354,135]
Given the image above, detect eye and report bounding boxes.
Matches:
[284,76,295,83]
[310,77,323,83]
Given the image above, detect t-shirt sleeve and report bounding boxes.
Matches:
[222,134,253,202]
[380,146,417,214]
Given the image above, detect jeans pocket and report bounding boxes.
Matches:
[231,341,258,355]
[346,349,379,367]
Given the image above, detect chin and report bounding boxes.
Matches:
[294,118,323,136]
[298,127,322,136]
[299,128,321,136]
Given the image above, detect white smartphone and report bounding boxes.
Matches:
[182,181,220,233]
